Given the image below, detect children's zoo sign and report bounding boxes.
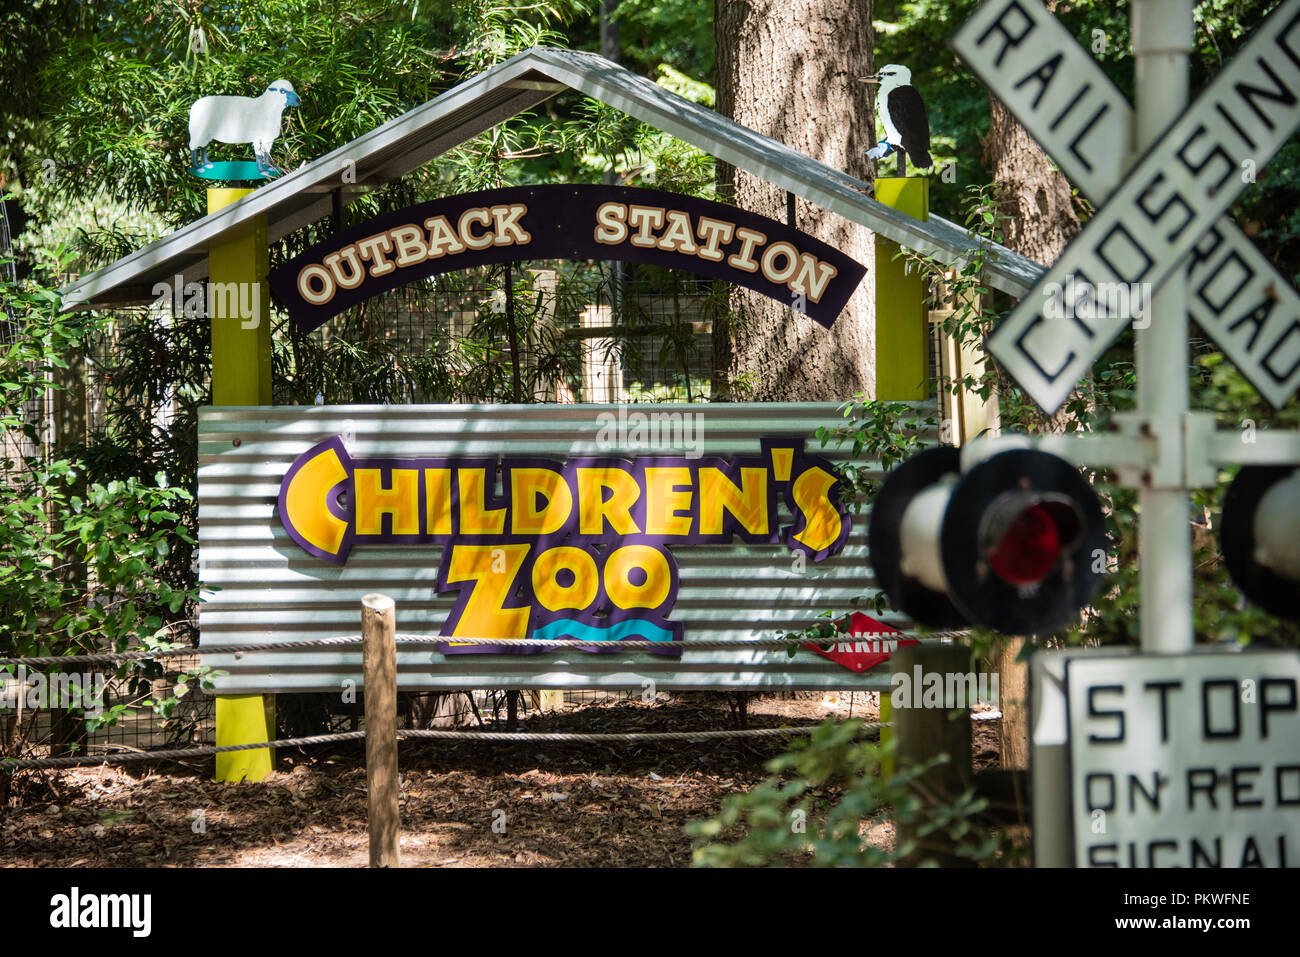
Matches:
[277,433,853,656]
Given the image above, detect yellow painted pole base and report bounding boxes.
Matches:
[215,694,276,782]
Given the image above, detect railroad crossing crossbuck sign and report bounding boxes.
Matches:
[954,0,1300,413]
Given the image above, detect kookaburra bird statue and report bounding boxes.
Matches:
[859,65,932,174]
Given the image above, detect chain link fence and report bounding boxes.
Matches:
[8,259,727,767]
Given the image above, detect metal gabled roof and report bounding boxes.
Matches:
[60,47,1043,311]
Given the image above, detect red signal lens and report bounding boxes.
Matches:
[988,503,1064,586]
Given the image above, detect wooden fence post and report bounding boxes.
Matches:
[362,593,400,868]
[889,642,974,867]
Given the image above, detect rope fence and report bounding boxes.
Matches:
[0,631,968,668]
[0,723,885,771]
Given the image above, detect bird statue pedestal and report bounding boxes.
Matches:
[874,176,931,402]
[873,173,930,772]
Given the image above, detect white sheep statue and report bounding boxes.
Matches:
[188,80,301,176]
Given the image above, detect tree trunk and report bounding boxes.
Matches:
[49,350,89,759]
[0,713,15,811]
[984,97,1081,270]
[984,66,1082,771]
[713,0,876,401]
[994,636,1030,769]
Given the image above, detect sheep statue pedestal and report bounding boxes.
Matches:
[190,160,270,181]
[188,80,300,180]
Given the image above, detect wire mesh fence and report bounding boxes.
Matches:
[7,259,732,768]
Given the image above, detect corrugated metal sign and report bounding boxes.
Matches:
[198,403,935,692]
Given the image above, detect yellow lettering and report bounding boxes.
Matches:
[698,467,769,536]
[424,468,452,536]
[354,468,420,535]
[283,445,348,556]
[444,543,531,639]
[510,467,573,536]
[644,467,693,536]
[605,545,671,609]
[792,466,842,554]
[532,546,599,611]
[458,467,506,535]
[576,467,641,535]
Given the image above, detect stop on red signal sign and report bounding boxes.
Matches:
[804,612,917,673]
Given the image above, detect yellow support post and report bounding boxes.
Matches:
[207,188,272,405]
[874,177,931,402]
[208,187,275,782]
[874,176,930,776]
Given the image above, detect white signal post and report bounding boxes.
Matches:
[951,0,1300,867]
[1133,0,1194,654]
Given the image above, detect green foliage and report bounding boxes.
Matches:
[5,1,606,250]
[758,400,937,631]
[0,256,205,748]
[610,0,714,80]
[818,399,937,500]
[688,719,1002,867]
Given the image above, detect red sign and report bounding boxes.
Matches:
[804,612,916,673]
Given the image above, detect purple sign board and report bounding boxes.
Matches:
[268,185,868,331]
[276,435,853,657]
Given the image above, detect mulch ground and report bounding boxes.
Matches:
[1,693,1004,867]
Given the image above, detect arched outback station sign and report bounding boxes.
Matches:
[268,184,869,330]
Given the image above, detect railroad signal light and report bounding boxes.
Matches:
[869,446,1108,635]
[1220,465,1300,621]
